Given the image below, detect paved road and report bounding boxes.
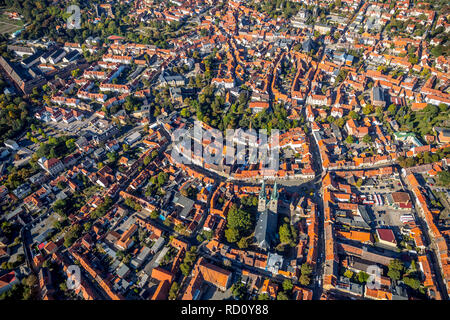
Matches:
[306,123,326,300]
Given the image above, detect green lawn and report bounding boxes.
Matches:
[0,11,24,34]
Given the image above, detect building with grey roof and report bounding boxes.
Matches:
[336,216,371,229]
[266,252,283,275]
[173,193,195,219]
[116,263,130,279]
[336,276,364,296]
[371,86,386,108]
[150,237,165,254]
[255,181,279,251]
[357,205,373,226]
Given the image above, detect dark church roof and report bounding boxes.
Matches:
[302,37,317,52]
[255,181,279,251]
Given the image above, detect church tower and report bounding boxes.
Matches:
[255,180,279,251]
[268,181,279,213]
[258,180,267,212]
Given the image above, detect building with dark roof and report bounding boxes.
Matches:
[336,276,364,296]
[0,56,46,94]
[255,181,279,251]
[371,86,386,108]
[357,205,373,226]
[336,216,371,229]
[173,193,195,219]
[302,37,317,53]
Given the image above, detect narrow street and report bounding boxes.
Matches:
[306,123,326,300]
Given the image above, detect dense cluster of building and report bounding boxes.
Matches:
[0,0,449,301]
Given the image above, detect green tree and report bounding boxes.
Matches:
[180,108,190,118]
[282,279,293,292]
[71,69,81,77]
[169,282,179,300]
[52,199,67,216]
[279,223,297,246]
[363,104,374,115]
[299,274,310,286]
[225,227,240,243]
[64,224,82,248]
[150,210,159,219]
[357,271,370,283]
[143,156,152,166]
[437,171,450,187]
[257,293,270,300]
[355,178,363,188]
[301,263,312,276]
[344,269,354,279]
[225,204,252,243]
[387,104,397,115]
[327,115,335,124]
[180,263,191,276]
[107,152,118,163]
[335,117,345,128]
[403,276,420,290]
[157,172,168,186]
[431,45,443,57]
[231,281,247,299]
[362,135,372,144]
[345,135,355,144]
[237,237,249,249]
[388,259,404,281]
[277,291,289,300]
[349,110,360,120]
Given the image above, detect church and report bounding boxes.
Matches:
[255,180,279,251]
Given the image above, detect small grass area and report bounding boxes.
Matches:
[0,11,24,35]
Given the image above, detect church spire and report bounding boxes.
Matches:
[258,179,267,212]
[270,181,278,201]
[259,179,266,200]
